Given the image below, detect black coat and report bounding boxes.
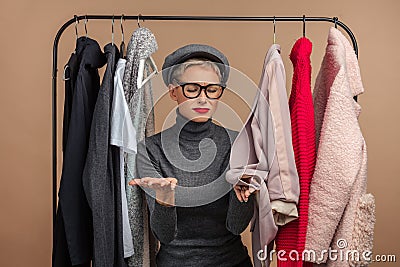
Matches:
[53,37,106,266]
[82,43,127,267]
[62,52,78,151]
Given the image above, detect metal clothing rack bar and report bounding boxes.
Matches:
[52,15,359,229]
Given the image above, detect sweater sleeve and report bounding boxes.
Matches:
[226,189,255,235]
[136,140,178,244]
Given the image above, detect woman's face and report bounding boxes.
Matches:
[169,65,220,122]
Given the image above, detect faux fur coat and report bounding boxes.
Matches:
[304,27,375,267]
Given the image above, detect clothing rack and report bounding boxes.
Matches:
[52,15,359,230]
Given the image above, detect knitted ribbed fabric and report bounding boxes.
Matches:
[275,37,316,267]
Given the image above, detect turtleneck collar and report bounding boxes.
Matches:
[173,108,215,141]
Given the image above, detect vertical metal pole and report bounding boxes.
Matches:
[52,16,75,230]
[52,40,58,229]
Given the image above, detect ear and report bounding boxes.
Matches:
[168,84,178,101]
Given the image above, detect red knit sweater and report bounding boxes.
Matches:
[275,37,316,267]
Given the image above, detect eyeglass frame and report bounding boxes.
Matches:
[173,81,226,99]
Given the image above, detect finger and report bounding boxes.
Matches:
[159,178,168,187]
[160,180,168,187]
[249,187,256,194]
[135,178,145,186]
[140,177,152,184]
[155,179,171,188]
[150,180,172,191]
[166,177,178,190]
[139,178,155,188]
[170,183,176,191]
[166,177,178,185]
[244,189,251,198]
[244,189,251,202]
[241,191,247,202]
[240,187,247,202]
[148,180,164,189]
[144,178,162,187]
[129,179,139,186]
[158,181,170,189]
[234,186,244,202]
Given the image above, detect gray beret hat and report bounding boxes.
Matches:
[161,44,230,85]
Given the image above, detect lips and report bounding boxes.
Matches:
[193,108,210,114]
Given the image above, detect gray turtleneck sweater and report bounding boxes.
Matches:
[135,110,255,267]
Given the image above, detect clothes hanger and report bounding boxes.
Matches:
[303,15,306,37]
[120,14,126,58]
[333,17,338,29]
[273,16,276,44]
[272,16,281,54]
[71,15,79,55]
[111,15,115,46]
[137,13,142,28]
[137,56,158,89]
[63,15,79,81]
[74,15,79,44]
[84,15,88,39]
[135,13,159,89]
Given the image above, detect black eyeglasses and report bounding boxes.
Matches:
[175,82,226,99]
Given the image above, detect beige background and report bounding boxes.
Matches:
[1,0,399,266]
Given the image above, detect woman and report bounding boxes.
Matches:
[130,44,257,267]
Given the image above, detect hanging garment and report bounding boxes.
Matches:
[274,37,316,267]
[82,44,127,267]
[53,43,87,267]
[110,58,136,258]
[62,52,79,151]
[122,27,158,267]
[143,61,159,267]
[136,109,254,267]
[53,37,106,266]
[304,27,375,267]
[226,44,300,267]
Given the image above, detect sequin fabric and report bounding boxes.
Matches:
[122,27,158,267]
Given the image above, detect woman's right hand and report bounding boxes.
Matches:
[234,176,258,203]
[129,177,178,207]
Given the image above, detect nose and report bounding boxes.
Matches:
[197,89,207,102]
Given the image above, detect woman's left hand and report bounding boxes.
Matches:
[233,177,257,203]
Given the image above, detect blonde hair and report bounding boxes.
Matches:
[170,58,222,84]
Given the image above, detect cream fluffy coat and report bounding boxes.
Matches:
[304,28,375,267]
